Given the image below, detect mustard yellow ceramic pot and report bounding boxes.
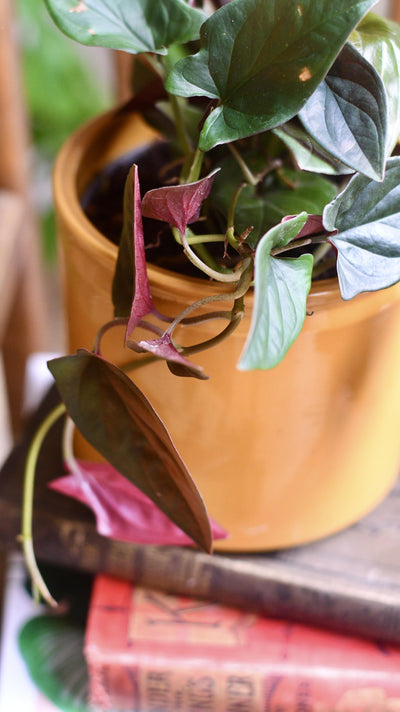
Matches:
[53,108,400,551]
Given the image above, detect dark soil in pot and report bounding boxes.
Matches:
[81,141,337,281]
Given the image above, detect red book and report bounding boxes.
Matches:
[85,575,400,711]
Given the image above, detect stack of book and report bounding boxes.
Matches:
[3,386,400,710]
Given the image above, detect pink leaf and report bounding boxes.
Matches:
[282,214,325,239]
[141,169,219,236]
[134,333,208,380]
[126,165,159,339]
[49,460,228,546]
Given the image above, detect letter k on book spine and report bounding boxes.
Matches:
[84,575,400,712]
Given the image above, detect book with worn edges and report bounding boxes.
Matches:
[85,574,400,712]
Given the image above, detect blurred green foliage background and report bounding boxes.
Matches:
[15,0,113,260]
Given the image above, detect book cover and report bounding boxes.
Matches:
[2,386,400,644]
[85,574,400,712]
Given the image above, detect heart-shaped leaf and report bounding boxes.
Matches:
[142,170,219,236]
[50,460,227,545]
[44,0,206,55]
[239,214,313,370]
[299,43,387,181]
[351,13,400,157]
[48,350,212,552]
[166,0,377,150]
[323,157,400,299]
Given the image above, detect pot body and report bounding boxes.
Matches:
[53,109,400,551]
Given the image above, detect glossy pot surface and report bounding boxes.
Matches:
[53,109,400,550]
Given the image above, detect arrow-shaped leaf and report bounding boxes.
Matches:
[141,170,219,236]
[299,43,387,181]
[166,0,378,150]
[44,0,206,55]
[351,12,400,157]
[323,157,400,299]
[48,350,212,552]
[239,214,313,370]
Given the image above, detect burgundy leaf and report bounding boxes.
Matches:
[141,169,219,235]
[48,350,213,552]
[282,214,325,239]
[49,460,228,546]
[126,165,159,339]
[134,333,208,380]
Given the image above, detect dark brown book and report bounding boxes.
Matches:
[1,386,400,644]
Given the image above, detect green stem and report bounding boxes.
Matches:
[93,317,129,354]
[226,183,245,251]
[271,235,328,257]
[168,93,192,157]
[182,297,245,356]
[166,258,252,338]
[21,402,66,606]
[185,146,204,184]
[184,233,226,245]
[173,227,240,282]
[228,144,259,186]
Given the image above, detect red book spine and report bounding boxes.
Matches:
[85,575,400,711]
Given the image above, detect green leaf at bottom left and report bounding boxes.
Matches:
[19,616,89,712]
[48,350,212,553]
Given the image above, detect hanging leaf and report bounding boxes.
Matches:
[323,157,400,299]
[142,170,219,236]
[239,214,313,370]
[350,12,400,157]
[166,0,377,150]
[48,350,212,552]
[131,332,208,380]
[19,617,89,712]
[50,460,227,545]
[299,43,387,181]
[44,0,206,55]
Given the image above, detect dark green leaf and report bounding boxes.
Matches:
[48,350,212,552]
[212,159,337,248]
[351,13,400,156]
[299,43,387,181]
[44,0,206,55]
[112,164,135,317]
[239,215,313,370]
[323,157,400,299]
[166,0,377,149]
[19,617,89,712]
[274,123,354,175]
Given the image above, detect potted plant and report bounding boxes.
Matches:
[22,0,400,603]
